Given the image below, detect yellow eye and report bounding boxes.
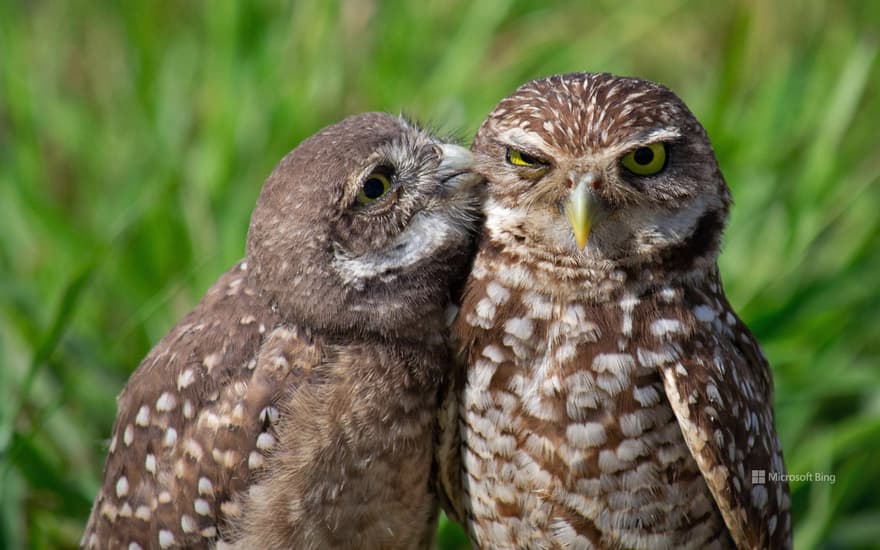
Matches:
[356,172,393,204]
[621,143,667,176]
[506,148,543,167]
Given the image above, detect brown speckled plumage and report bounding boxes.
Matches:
[440,73,791,549]
[83,112,483,549]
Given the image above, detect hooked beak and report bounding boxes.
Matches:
[436,143,480,194]
[565,173,603,250]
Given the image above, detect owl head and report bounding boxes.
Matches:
[246,112,483,339]
[473,72,731,276]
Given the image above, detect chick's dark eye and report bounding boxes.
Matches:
[362,178,385,199]
[356,172,393,204]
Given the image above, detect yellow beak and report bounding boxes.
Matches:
[565,178,601,250]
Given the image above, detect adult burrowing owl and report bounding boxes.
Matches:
[441,73,791,549]
[82,112,482,549]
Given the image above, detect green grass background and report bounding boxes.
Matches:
[1,0,878,548]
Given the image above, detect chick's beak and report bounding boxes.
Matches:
[436,143,480,194]
[565,173,603,250]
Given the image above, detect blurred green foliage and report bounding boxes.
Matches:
[1,0,878,548]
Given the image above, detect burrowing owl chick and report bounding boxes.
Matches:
[83,112,483,549]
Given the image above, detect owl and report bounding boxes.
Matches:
[82,112,483,549]
[439,73,792,549]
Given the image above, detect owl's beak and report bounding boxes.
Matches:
[566,174,602,250]
[436,144,479,193]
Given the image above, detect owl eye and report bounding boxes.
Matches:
[621,143,667,176]
[506,148,544,167]
[356,172,393,204]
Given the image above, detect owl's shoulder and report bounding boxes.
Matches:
[86,260,312,548]
[120,261,282,409]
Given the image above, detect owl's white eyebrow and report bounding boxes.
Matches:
[496,127,552,152]
[628,127,682,146]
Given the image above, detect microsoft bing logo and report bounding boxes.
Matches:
[751,470,766,485]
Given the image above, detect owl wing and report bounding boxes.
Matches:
[82,261,321,549]
[658,301,792,550]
